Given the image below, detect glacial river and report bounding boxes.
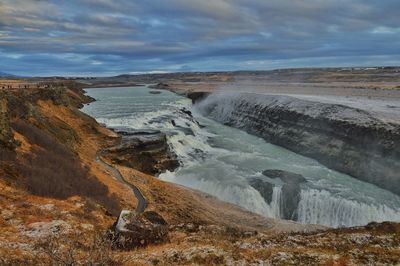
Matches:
[82,85,400,227]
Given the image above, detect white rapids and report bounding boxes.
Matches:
[82,86,400,227]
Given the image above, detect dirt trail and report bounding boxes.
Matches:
[96,149,147,213]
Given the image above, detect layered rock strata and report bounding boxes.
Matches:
[196,92,400,196]
[104,131,179,175]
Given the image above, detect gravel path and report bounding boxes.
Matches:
[96,149,147,213]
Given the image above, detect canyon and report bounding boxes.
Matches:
[193,92,400,196]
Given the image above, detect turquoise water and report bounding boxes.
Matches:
[82,86,400,227]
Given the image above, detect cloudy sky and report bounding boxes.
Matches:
[0,0,399,76]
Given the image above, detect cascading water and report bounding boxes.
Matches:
[82,86,400,227]
[297,188,400,228]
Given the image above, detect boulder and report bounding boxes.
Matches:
[112,210,168,249]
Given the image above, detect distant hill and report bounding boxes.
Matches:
[0,71,16,78]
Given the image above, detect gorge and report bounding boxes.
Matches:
[82,85,400,228]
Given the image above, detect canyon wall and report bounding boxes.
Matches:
[195,92,400,196]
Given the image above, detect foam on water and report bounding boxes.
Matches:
[82,86,400,227]
[161,170,282,218]
[298,188,400,227]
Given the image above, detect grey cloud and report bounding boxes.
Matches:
[0,0,399,75]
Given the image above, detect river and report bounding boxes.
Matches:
[82,85,400,227]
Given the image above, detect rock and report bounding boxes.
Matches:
[143,211,168,225]
[264,169,307,221]
[179,108,193,118]
[24,220,71,238]
[153,82,170,90]
[197,92,400,196]
[149,90,162,94]
[1,209,14,221]
[262,169,306,184]
[186,91,210,104]
[112,210,168,250]
[114,129,161,136]
[143,246,229,265]
[250,170,307,221]
[39,204,55,211]
[280,186,302,221]
[104,131,179,175]
[80,223,94,231]
[249,178,274,203]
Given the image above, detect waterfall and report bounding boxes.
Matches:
[270,186,282,218]
[160,171,283,219]
[297,188,400,227]
[84,87,400,229]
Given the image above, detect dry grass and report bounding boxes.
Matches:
[37,100,137,211]
[0,147,15,161]
[34,231,123,265]
[0,229,126,266]
[11,120,121,215]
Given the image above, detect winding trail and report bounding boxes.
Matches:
[96,149,147,213]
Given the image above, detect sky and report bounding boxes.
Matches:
[0,0,399,76]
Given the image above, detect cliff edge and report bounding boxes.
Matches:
[196,92,400,196]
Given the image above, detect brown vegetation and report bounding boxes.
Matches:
[10,120,121,215]
[1,229,125,266]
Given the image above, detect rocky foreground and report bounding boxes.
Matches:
[127,221,400,265]
[0,79,399,265]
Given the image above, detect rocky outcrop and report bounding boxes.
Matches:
[104,131,179,175]
[250,170,306,221]
[249,178,274,203]
[262,169,306,184]
[112,210,168,249]
[153,82,210,104]
[265,170,306,221]
[197,92,400,196]
[152,82,170,91]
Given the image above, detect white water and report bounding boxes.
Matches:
[298,189,400,227]
[82,86,400,227]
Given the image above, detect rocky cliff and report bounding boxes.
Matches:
[196,92,400,196]
[103,130,179,175]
